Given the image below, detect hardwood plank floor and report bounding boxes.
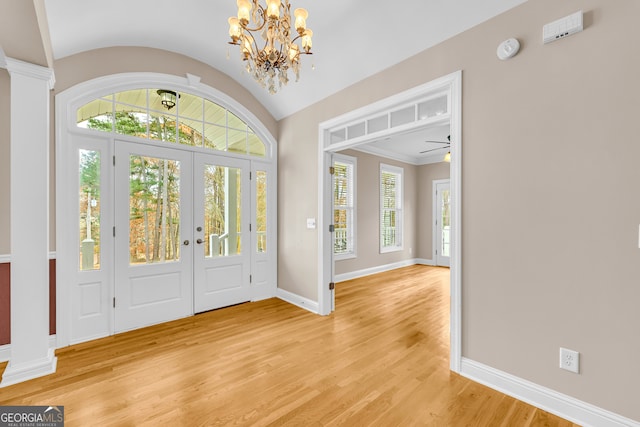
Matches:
[0,265,579,426]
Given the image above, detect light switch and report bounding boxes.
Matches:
[307,218,316,229]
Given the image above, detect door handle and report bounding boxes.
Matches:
[183,240,190,246]
[196,238,204,244]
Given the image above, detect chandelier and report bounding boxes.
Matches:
[228,0,313,94]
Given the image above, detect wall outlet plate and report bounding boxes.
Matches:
[560,347,580,373]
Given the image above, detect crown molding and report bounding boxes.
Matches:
[3,57,55,90]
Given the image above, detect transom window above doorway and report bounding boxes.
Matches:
[328,92,448,146]
[76,88,266,157]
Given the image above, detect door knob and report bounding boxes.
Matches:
[196,226,203,232]
[196,238,204,244]
[183,240,189,246]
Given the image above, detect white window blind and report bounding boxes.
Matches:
[380,163,403,252]
[333,154,356,259]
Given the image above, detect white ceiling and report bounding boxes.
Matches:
[42,0,527,121]
[353,124,451,165]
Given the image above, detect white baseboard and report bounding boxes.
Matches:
[416,258,435,266]
[0,348,57,387]
[0,335,57,363]
[460,358,640,427]
[276,288,319,314]
[335,258,432,282]
[0,344,9,362]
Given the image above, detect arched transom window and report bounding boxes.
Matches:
[76,88,266,157]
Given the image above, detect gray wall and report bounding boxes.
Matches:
[334,149,450,276]
[334,149,418,276]
[278,0,640,420]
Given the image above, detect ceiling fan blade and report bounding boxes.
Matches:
[419,146,450,154]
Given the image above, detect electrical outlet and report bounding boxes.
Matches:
[559,347,580,374]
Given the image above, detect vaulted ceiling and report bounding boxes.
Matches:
[1,0,527,163]
[36,0,527,120]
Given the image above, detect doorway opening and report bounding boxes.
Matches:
[318,71,462,372]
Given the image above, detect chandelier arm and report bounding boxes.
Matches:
[243,30,263,65]
[243,6,267,32]
[289,35,311,55]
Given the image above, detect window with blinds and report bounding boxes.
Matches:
[380,163,403,253]
[333,154,356,259]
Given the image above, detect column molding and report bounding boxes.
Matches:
[1,56,57,387]
[4,57,55,89]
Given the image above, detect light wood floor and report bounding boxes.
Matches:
[0,265,579,426]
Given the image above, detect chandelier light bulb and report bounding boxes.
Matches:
[228,17,241,42]
[237,0,252,24]
[302,29,313,53]
[266,0,280,19]
[294,8,308,34]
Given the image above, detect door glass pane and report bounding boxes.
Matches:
[333,163,348,254]
[129,155,181,265]
[441,189,451,257]
[149,112,177,142]
[203,165,242,257]
[256,170,267,253]
[79,149,101,270]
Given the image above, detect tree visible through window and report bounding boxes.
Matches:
[76,89,267,157]
[380,163,403,252]
[333,155,356,258]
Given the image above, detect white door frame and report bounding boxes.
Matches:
[433,179,451,267]
[55,72,278,347]
[317,70,462,372]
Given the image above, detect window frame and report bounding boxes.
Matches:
[379,163,403,253]
[75,88,267,158]
[333,153,357,260]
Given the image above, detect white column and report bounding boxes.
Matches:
[0,57,57,387]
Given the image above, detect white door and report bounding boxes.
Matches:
[114,141,193,332]
[435,180,451,267]
[193,154,251,313]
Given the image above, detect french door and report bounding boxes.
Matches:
[114,142,193,332]
[64,137,272,344]
[193,154,251,313]
[434,180,451,267]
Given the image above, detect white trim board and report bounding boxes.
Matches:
[276,288,319,315]
[0,253,57,263]
[460,358,640,427]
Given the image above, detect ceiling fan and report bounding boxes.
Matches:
[419,135,450,154]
